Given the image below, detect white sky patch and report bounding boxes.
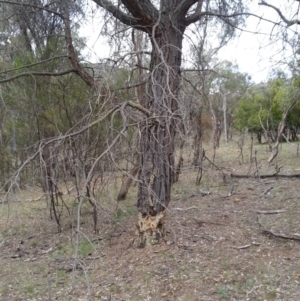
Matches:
[218,1,299,82]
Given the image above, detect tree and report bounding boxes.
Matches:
[234,77,300,151]
[207,61,250,155]
[234,90,265,143]
[0,0,250,246]
[91,0,248,246]
[185,17,245,166]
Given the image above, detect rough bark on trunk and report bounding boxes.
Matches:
[135,17,185,246]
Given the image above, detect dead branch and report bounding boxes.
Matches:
[258,220,300,241]
[0,69,76,84]
[173,206,199,211]
[232,242,261,249]
[256,209,286,214]
[268,107,296,164]
[231,173,300,179]
[258,1,300,27]
[262,186,273,195]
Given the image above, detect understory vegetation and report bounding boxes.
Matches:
[1,137,300,300]
[1,1,300,300]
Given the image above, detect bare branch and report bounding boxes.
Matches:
[123,0,158,23]
[0,55,69,75]
[0,0,64,18]
[259,1,300,27]
[175,0,203,21]
[63,8,100,90]
[185,11,272,27]
[92,0,146,30]
[0,69,76,84]
[127,100,151,117]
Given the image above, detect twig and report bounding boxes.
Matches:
[232,242,261,249]
[256,209,286,214]
[174,206,199,211]
[263,186,273,195]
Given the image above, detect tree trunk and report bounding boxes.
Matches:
[134,19,185,247]
[223,94,228,144]
[256,131,262,144]
[268,99,298,163]
[117,158,140,201]
[192,107,203,167]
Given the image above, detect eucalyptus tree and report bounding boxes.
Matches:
[0,0,251,245]
[234,77,300,150]
[210,61,251,143]
[0,0,96,229]
[90,0,250,246]
[182,11,243,166]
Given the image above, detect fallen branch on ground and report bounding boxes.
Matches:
[231,173,300,179]
[257,220,300,241]
[232,242,261,249]
[256,209,286,214]
[174,206,199,211]
[262,186,273,195]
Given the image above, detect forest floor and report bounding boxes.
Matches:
[1,138,300,301]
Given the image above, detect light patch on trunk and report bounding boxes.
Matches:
[134,212,166,247]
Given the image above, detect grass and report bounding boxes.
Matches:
[112,206,137,225]
[54,238,94,257]
[0,136,300,300]
[78,239,94,256]
[217,286,231,299]
[26,284,35,294]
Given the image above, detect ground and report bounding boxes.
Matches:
[1,138,300,300]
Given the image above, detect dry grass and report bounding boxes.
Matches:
[1,137,300,300]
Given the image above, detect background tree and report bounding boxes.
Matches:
[234,77,300,149]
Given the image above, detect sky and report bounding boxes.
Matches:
[217,1,299,83]
[81,1,299,83]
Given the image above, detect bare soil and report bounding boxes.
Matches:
[1,140,300,301]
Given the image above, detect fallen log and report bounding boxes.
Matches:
[231,173,300,179]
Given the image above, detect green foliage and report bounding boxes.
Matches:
[55,239,94,257]
[234,93,263,133]
[217,286,231,299]
[113,207,137,225]
[78,239,94,257]
[26,285,35,294]
[234,77,300,140]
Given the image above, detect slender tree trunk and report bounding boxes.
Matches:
[135,20,185,247]
[192,107,203,167]
[117,157,140,201]
[116,30,146,201]
[223,94,228,144]
[268,103,296,163]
